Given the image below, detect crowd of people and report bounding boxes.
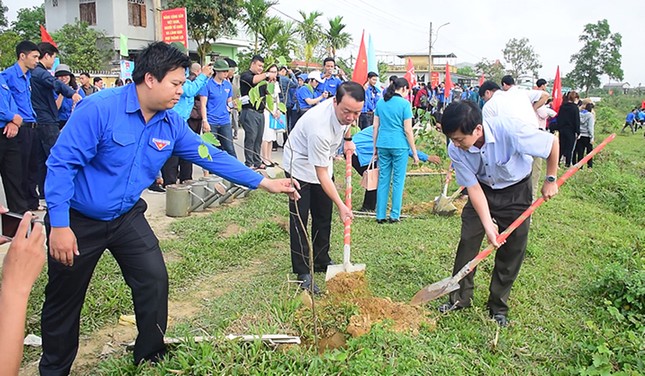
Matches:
[0,36,611,374]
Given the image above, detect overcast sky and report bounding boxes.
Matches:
[7,0,644,85]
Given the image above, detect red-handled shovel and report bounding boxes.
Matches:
[411,133,616,305]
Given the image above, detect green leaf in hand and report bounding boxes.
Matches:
[201,132,220,146]
[198,144,212,161]
[278,102,287,113]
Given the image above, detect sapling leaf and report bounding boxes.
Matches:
[201,132,220,146]
[198,144,211,160]
[278,102,287,113]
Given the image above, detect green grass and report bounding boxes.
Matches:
[22,131,645,375]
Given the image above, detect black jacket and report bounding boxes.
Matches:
[556,102,580,134]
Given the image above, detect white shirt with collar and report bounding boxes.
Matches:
[283,100,347,184]
[482,87,543,128]
[449,116,554,189]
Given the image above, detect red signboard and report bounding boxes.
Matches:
[430,72,440,89]
[160,8,188,48]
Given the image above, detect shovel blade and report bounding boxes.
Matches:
[410,276,460,305]
[325,263,366,281]
[433,196,457,216]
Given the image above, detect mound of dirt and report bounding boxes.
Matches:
[299,271,435,351]
[402,195,468,217]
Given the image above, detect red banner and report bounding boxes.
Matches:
[430,72,439,89]
[160,8,188,48]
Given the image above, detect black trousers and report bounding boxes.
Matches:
[39,200,168,375]
[449,176,532,316]
[287,175,333,275]
[358,112,374,130]
[559,130,576,167]
[37,123,61,200]
[351,154,376,211]
[573,136,593,168]
[161,156,193,186]
[0,132,28,213]
[17,126,40,210]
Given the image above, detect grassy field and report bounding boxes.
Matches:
[20,123,645,375]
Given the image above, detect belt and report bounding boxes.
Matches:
[22,122,37,128]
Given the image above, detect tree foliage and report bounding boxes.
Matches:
[569,19,623,96]
[502,37,542,79]
[11,4,44,41]
[258,16,294,59]
[0,0,8,30]
[241,0,276,54]
[456,66,476,77]
[475,58,505,86]
[0,30,21,68]
[51,21,112,71]
[325,16,351,58]
[296,10,322,67]
[167,0,241,64]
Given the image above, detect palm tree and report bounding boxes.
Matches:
[259,17,295,59]
[325,16,351,58]
[296,10,322,68]
[241,0,277,54]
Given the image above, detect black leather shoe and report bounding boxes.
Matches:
[314,261,335,273]
[297,274,321,294]
[388,218,401,223]
[491,313,509,327]
[376,219,387,224]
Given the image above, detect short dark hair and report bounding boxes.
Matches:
[336,81,365,104]
[536,78,547,87]
[279,66,287,72]
[15,40,39,59]
[501,75,515,86]
[367,71,378,78]
[478,80,500,97]
[250,55,264,64]
[93,77,103,84]
[37,42,58,59]
[441,101,482,136]
[80,72,91,78]
[224,57,237,68]
[323,57,335,66]
[132,42,190,85]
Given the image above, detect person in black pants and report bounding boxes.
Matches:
[39,42,298,374]
[574,102,595,169]
[556,91,581,167]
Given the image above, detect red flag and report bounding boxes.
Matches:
[40,25,57,47]
[351,30,368,84]
[551,66,562,113]
[403,58,416,88]
[478,73,485,86]
[444,62,453,100]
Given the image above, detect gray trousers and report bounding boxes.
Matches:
[240,108,263,167]
[449,176,532,316]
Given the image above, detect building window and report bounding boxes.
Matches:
[52,0,58,7]
[128,0,147,27]
[79,1,96,26]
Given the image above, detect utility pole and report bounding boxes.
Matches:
[428,21,433,84]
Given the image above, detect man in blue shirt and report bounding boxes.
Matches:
[359,71,381,130]
[437,101,559,327]
[0,74,28,213]
[39,42,299,374]
[2,41,41,211]
[318,57,345,98]
[200,59,236,157]
[162,62,212,186]
[31,42,83,204]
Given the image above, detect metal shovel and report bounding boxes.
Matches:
[325,151,365,281]
[433,164,458,215]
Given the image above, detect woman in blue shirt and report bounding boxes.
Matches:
[373,77,419,223]
[54,64,84,130]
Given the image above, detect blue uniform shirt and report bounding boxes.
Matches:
[199,78,233,125]
[1,62,36,123]
[296,85,315,110]
[449,116,553,189]
[362,84,381,113]
[321,76,342,96]
[57,87,85,122]
[374,95,413,149]
[626,112,635,122]
[0,75,19,128]
[46,84,263,227]
[354,126,429,166]
[173,73,208,120]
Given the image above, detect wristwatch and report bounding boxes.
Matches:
[545,175,557,183]
[344,137,352,141]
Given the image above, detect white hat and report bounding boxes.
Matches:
[307,70,325,83]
